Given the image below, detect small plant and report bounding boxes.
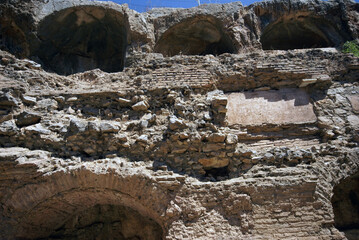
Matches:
[342,40,359,57]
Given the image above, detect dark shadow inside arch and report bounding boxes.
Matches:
[0,18,28,58]
[331,171,359,240]
[41,204,163,240]
[16,199,164,240]
[204,166,229,182]
[260,16,350,50]
[154,15,237,57]
[35,6,128,75]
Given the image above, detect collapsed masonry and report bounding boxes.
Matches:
[0,0,358,239]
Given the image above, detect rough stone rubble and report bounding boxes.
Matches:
[0,0,358,239]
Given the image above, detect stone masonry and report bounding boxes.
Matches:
[0,0,358,239]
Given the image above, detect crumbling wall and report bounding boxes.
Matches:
[0,0,359,239]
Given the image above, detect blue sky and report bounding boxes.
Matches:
[101,0,359,12]
[101,0,265,12]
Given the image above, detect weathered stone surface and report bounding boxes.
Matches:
[24,123,51,135]
[226,88,317,126]
[198,157,229,168]
[132,100,149,111]
[0,0,358,239]
[169,116,186,130]
[348,95,359,113]
[35,99,58,111]
[118,97,132,105]
[67,118,87,134]
[299,78,317,87]
[0,120,18,136]
[347,115,359,128]
[206,133,226,143]
[15,111,41,127]
[0,91,18,108]
[202,143,225,152]
[22,96,37,105]
[99,122,120,133]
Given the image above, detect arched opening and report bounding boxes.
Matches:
[204,166,229,181]
[260,16,348,50]
[1,170,167,240]
[0,18,28,57]
[154,15,237,57]
[331,171,359,240]
[14,188,164,240]
[44,204,163,240]
[36,6,129,75]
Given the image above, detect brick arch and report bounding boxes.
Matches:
[2,169,168,239]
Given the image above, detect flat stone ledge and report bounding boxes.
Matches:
[226,88,317,126]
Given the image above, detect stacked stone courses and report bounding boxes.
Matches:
[0,0,358,239]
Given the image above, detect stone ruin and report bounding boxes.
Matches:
[0,0,358,239]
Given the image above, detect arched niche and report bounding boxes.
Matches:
[0,17,29,58]
[2,170,167,239]
[331,171,359,240]
[260,15,349,50]
[36,6,129,75]
[154,15,237,57]
[47,204,163,240]
[16,190,163,240]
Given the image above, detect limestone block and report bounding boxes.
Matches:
[22,96,37,105]
[99,122,120,133]
[347,115,359,129]
[226,88,317,126]
[24,123,51,135]
[118,97,131,105]
[0,120,18,135]
[206,133,226,143]
[169,116,186,130]
[198,157,229,168]
[202,143,225,152]
[348,95,359,113]
[15,111,41,127]
[299,78,317,87]
[132,100,149,111]
[36,99,58,111]
[0,91,19,108]
[67,118,87,134]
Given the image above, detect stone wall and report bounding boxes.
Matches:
[0,0,359,239]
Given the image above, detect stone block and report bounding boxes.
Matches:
[24,123,51,135]
[348,95,359,113]
[299,79,317,87]
[22,96,37,105]
[198,157,229,168]
[132,100,149,111]
[226,88,317,126]
[169,116,186,130]
[16,111,41,127]
[206,133,226,143]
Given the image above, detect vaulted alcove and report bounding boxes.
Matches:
[1,170,167,240]
[36,6,129,75]
[154,15,237,57]
[260,15,349,50]
[331,171,359,240]
[45,204,163,240]
[0,6,30,58]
